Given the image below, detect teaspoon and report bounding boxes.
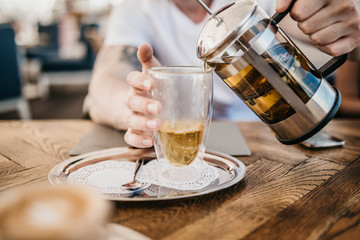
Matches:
[121,158,144,190]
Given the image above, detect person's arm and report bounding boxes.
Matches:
[87,45,141,130]
[88,43,162,148]
[335,60,360,117]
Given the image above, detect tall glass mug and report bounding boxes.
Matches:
[148,66,213,182]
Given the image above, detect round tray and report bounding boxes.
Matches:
[49,147,246,201]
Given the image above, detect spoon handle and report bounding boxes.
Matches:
[133,158,143,182]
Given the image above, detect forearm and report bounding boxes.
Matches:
[88,75,130,130]
[87,45,141,130]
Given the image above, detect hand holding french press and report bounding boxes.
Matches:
[276,0,360,57]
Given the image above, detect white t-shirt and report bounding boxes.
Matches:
[105,0,276,121]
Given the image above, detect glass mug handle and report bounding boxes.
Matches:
[271,0,348,78]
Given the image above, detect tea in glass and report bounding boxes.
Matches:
[158,120,204,166]
[148,66,213,182]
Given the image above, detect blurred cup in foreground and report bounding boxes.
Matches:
[0,184,110,240]
[148,66,213,182]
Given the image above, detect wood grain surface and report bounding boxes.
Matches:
[0,119,359,240]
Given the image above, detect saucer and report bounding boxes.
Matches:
[49,147,246,201]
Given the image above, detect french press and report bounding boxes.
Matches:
[197,0,347,144]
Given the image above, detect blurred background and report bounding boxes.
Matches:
[0,0,122,120]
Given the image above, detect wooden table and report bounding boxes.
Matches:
[1,119,360,240]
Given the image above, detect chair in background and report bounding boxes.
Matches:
[24,23,98,86]
[0,25,31,119]
[25,23,60,66]
[26,23,97,72]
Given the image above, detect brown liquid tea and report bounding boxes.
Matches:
[207,43,320,124]
[158,120,204,167]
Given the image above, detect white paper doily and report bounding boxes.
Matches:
[67,160,150,195]
[137,159,219,191]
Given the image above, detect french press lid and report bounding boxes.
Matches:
[197,0,258,60]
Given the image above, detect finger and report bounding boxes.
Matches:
[276,0,292,12]
[290,0,326,21]
[127,71,153,91]
[298,0,359,35]
[126,94,161,115]
[137,43,161,72]
[276,0,324,18]
[126,113,161,131]
[124,128,154,148]
[316,36,359,56]
[297,8,339,35]
[309,22,353,46]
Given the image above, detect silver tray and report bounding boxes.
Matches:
[49,147,246,201]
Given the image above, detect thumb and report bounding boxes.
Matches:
[276,0,292,12]
[137,43,161,72]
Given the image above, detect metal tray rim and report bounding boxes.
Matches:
[48,148,246,201]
